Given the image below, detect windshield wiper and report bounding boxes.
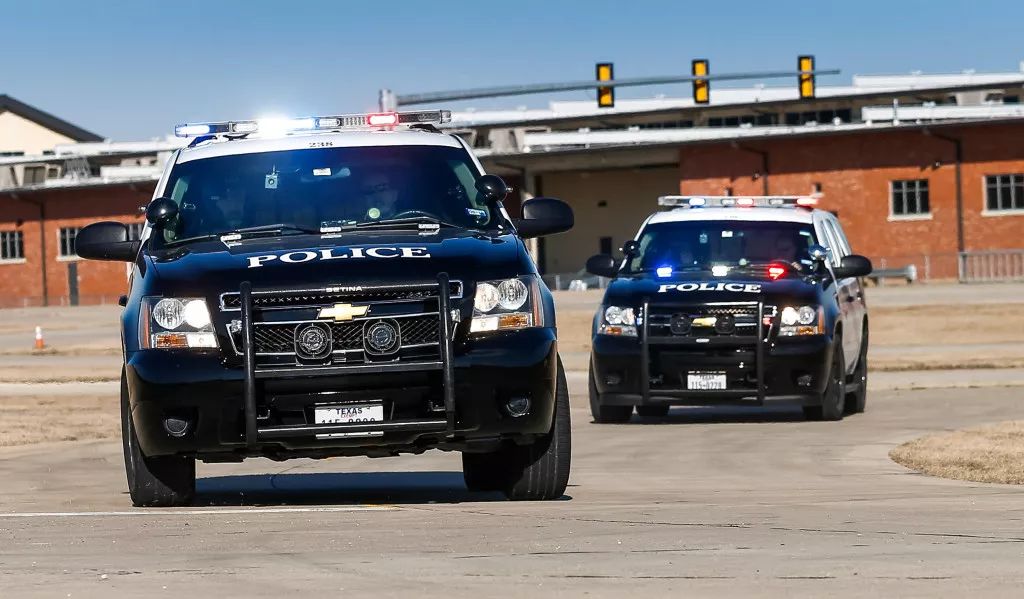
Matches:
[221,223,320,237]
[345,216,460,230]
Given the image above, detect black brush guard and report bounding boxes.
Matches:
[640,300,767,405]
[238,274,457,447]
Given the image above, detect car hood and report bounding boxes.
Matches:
[602,272,822,307]
[143,229,530,294]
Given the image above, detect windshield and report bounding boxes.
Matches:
[156,145,496,245]
[623,220,819,274]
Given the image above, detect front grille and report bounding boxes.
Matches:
[647,303,774,338]
[221,281,462,310]
[235,314,440,356]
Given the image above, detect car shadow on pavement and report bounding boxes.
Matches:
[623,405,809,425]
[194,471,571,506]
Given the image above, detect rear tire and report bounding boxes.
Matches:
[121,370,196,507]
[635,405,669,418]
[844,327,868,414]
[805,340,846,421]
[463,358,572,500]
[589,364,632,423]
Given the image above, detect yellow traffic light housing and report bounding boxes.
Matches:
[596,63,614,108]
[798,55,815,99]
[692,59,709,104]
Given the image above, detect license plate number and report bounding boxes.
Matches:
[687,372,727,390]
[314,403,384,438]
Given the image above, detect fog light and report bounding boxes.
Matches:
[605,372,622,386]
[505,396,531,418]
[796,374,813,388]
[163,416,191,437]
[714,314,736,335]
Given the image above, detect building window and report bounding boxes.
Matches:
[127,222,146,240]
[891,179,930,217]
[985,174,1024,212]
[0,231,24,261]
[59,227,80,258]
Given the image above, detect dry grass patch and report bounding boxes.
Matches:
[0,394,119,447]
[890,421,1024,484]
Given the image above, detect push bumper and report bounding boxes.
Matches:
[126,276,557,459]
[592,300,833,407]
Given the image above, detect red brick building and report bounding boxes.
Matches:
[3,73,1024,305]
[675,120,1024,280]
[0,183,153,307]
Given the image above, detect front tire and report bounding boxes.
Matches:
[589,364,632,423]
[121,370,196,507]
[463,358,572,500]
[803,340,846,421]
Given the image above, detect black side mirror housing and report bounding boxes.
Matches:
[586,254,619,278]
[146,197,179,225]
[76,221,140,262]
[512,197,574,239]
[475,174,510,206]
[833,254,873,279]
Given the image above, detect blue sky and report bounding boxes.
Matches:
[4,0,1023,140]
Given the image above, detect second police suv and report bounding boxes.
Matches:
[75,110,574,506]
[586,195,872,423]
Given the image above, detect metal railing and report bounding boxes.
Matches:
[958,250,1024,283]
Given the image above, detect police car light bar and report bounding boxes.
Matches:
[657,195,820,209]
[173,110,452,137]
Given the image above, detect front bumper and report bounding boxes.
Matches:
[127,277,557,459]
[592,300,833,407]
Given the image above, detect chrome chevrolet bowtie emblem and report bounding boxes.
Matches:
[318,303,369,321]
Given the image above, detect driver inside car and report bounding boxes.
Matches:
[358,169,404,221]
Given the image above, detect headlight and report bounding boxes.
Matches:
[470,275,542,334]
[142,297,218,349]
[778,305,824,337]
[599,305,638,337]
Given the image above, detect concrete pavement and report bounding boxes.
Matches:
[2,379,1024,597]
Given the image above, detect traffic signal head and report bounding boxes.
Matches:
[798,55,815,99]
[692,59,709,104]
[596,63,614,108]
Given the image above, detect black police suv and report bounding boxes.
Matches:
[585,195,872,423]
[75,112,574,506]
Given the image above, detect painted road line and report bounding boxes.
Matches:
[0,506,397,518]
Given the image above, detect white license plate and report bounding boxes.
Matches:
[315,403,384,438]
[687,372,727,390]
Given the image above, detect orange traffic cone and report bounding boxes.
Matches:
[34,326,45,350]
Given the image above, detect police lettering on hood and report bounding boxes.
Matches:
[658,282,763,293]
[247,246,431,268]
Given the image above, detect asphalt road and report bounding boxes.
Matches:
[2,375,1024,597]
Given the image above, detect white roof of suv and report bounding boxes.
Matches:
[647,206,815,225]
[177,130,464,164]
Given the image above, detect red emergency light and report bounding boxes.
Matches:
[366,112,399,126]
[767,263,788,280]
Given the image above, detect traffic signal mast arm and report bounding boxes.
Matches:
[394,67,840,106]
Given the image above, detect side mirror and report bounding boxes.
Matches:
[475,174,509,206]
[76,221,140,262]
[512,197,574,239]
[621,240,639,257]
[586,254,619,278]
[146,197,179,225]
[833,254,873,279]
